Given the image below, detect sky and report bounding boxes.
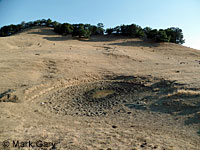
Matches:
[0,0,199,50]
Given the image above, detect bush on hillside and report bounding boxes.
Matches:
[165,27,185,44]
[155,30,170,42]
[72,24,91,38]
[54,23,73,35]
[105,28,114,35]
[0,19,185,44]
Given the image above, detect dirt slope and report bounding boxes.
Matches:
[0,26,200,150]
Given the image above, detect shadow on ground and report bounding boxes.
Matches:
[0,89,12,99]
[42,35,158,47]
[28,29,57,36]
[42,35,121,42]
[108,40,159,48]
[43,36,72,41]
[120,76,200,135]
[41,74,200,134]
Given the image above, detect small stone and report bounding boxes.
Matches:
[152,88,160,92]
[196,112,200,118]
[123,100,127,103]
[140,141,147,148]
[153,145,158,149]
[112,125,117,129]
[141,144,145,147]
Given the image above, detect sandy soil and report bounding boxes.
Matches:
[0,26,200,150]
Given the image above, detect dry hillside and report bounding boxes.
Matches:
[0,26,200,150]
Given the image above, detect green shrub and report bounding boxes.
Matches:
[106,28,114,35]
[155,30,170,42]
[0,19,185,44]
[72,24,91,38]
[165,27,185,44]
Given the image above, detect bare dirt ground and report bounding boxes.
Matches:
[0,27,200,150]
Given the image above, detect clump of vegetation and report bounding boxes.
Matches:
[54,23,73,35]
[106,24,144,37]
[167,89,200,97]
[0,18,185,44]
[106,25,184,44]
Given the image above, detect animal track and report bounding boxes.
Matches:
[0,89,19,103]
[44,60,58,79]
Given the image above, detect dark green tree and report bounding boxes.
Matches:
[96,23,104,35]
[113,26,121,35]
[106,28,114,35]
[61,23,73,35]
[155,30,170,42]
[0,19,185,45]
[90,25,98,35]
[146,29,158,39]
[143,27,152,38]
[46,18,52,27]
[72,24,91,38]
[165,27,185,44]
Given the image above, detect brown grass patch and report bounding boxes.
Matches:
[92,90,114,99]
[168,89,200,97]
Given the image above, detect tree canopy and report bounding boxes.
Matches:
[0,19,185,44]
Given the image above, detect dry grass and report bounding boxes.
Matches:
[197,111,200,117]
[1,27,200,149]
[92,90,114,99]
[168,89,200,97]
